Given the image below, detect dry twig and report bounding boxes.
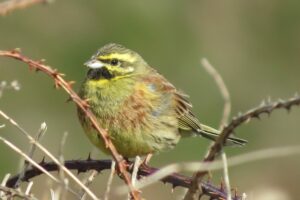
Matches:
[56,132,69,200]
[0,110,91,199]
[201,58,232,199]
[0,174,11,197]
[25,181,34,195]
[201,58,231,128]
[104,161,116,200]
[14,122,47,188]
[221,152,231,200]
[0,0,50,16]
[79,170,98,200]
[0,185,37,200]
[0,135,59,183]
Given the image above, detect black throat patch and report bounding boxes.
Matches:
[87,67,115,80]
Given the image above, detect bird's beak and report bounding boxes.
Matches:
[84,59,104,69]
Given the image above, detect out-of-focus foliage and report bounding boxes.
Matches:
[0,1,300,199]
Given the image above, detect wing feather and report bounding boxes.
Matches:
[142,69,202,133]
[141,69,247,145]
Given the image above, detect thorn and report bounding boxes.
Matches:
[68,81,75,88]
[38,59,46,63]
[52,69,65,78]
[234,188,238,198]
[245,117,251,124]
[81,98,91,109]
[237,112,243,117]
[28,64,36,71]
[286,104,292,113]
[260,100,266,107]
[65,96,73,103]
[220,179,224,191]
[39,157,46,165]
[11,48,21,53]
[267,96,272,103]
[87,153,92,161]
[277,98,284,103]
[54,79,61,89]
[252,113,260,120]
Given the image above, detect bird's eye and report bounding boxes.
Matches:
[110,59,119,66]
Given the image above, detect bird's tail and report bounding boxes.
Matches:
[198,124,247,146]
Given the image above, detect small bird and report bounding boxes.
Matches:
[77,43,247,159]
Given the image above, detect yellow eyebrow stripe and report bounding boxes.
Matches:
[98,53,136,63]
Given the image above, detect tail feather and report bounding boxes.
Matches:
[198,124,247,146]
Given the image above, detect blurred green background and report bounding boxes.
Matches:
[1,0,300,199]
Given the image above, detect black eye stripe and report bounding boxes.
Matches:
[98,59,110,63]
[99,58,122,66]
[99,58,121,64]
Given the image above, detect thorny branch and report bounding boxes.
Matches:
[0,0,50,16]
[208,95,300,161]
[1,49,300,200]
[0,49,140,200]
[186,94,300,199]
[5,159,242,200]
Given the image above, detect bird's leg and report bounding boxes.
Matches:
[122,157,131,169]
[141,153,153,166]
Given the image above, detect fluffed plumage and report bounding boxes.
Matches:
[77,43,247,158]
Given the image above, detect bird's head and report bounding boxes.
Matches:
[84,43,147,81]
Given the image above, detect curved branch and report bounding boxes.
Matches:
[186,95,300,199]
[0,49,139,199]
[207,95,300,162]
[5,159,242,200]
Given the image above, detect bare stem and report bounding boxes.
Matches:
[104,161,115,200]
[14,122,47,188]
[0,110,93,199]
[0,185,37,200]
[221,152,231,200]
[201,58,231,128]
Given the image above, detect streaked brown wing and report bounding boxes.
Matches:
[143,69,202,133]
